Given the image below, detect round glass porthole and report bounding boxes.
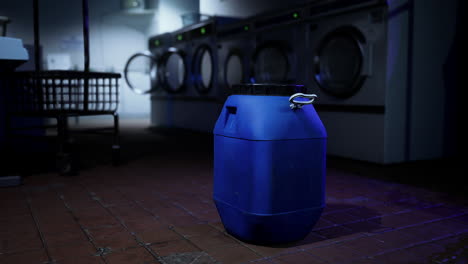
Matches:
[193,45,213,94]
[162,51,186,93]
[124,52,158,94]
[253,45,289,83]
[314,27,366,98]
[225,53,243,88]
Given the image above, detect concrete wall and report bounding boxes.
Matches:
[158,0,199,33]
[200,0,308,18]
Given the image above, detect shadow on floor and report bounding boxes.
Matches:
[242,203,383,248]
[2,125,214,177]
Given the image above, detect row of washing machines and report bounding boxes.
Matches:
[124,0,451,164]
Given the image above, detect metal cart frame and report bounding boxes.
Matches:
[1,0,121,175]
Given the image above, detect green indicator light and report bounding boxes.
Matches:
[244,25,249,31]
[200,27,206,34]
[177,35,183,41]
[293,12,299,18]
[154,40,160,46]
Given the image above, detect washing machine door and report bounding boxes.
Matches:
[161,48,187,94]
[124,51,159,94]
[314,26,366,98]
[224,50,244,89]
[193,44,214,94]
[251,41,290,83]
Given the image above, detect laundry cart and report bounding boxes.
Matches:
[1,0,121,175]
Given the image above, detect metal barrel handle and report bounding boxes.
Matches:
[289,93,317,109]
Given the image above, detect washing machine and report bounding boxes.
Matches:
[216,19,255,99]
[123,33,177,127]
[250,7,308,85]
[190,16,239,98]
[124,33,173,95]
[159,30,191,96]
[158,17,240,132]
[304,0,454,164]
[303,0,399,164]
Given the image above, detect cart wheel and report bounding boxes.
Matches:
[56,153,76,176]
[112,145,120,166]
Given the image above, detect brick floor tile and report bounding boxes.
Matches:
[0,248,49,264]
[371,230,421,249]
[159,214,203,227]
[408,208,447,222]
[434,233,468,249]
[307,244,361,263]
[0,216,38,235]
[48,241,97,261]
[420,205,465,218]
[188,232,239,251]
[35,209,72,219]
[74,209,120,229]
[401,221,458,241]
[314,226,355,240]
[0,231,43,254]
[109,204,153,222]
[340,236,387,257]
[347,207,382,220]
[453,214,468,224]
[94,191,131,206]
[0,201,30,218]
[322,203,356,214]
[210,221,226,232]
[104,246,159,264]
[341,257,377,264]
[246,259,276,264]
[370,210,436,229]
[87,224,127,239]
[79,216,119,228]
[92,230,139,251]
[369,249,422,264]
[135,227,182,245]
[295,232,329,250]
[30,201,67,213]
[44,230,89,247]
[343,220,390,234]
[364,203,412,215]
[405,242,446,263]
[323,211,362,225]
[124,217,165,233]
[173,223,221,238]
[55,255,105,264]
[160,252,217,264]
[39,221,83,235]
[65,197,101,210]
[435,218,468,234]
[241,242,298,258]
[146,202,188,217]
[192,209,222,223]
[271,251,327,264]
[150,239,200,256]
[311,218,335,231]
[189,201,217,213]
[207,244,261,264]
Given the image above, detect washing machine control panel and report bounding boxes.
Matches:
[173,31,190,43]
[190,23,214,39]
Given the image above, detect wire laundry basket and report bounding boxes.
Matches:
[4,71,120,116]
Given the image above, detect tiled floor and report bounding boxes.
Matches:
[1,124,467,264]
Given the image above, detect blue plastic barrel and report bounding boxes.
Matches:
[213,84,327,244]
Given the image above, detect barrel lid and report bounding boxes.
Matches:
[231,83,305,96]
